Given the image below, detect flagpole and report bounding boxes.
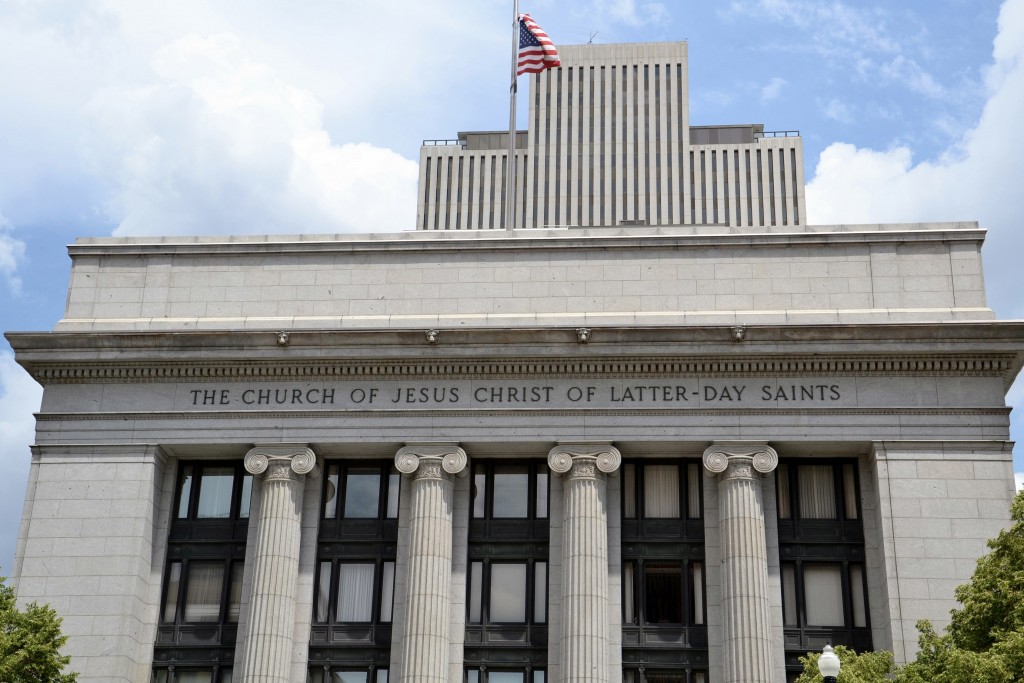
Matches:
[505,0,519,232]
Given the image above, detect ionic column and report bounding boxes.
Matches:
[548,442,621,683]
[394,443,468,683]
[240,445,318,683]
[703,442,779,683]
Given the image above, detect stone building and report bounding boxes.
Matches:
[6,39,1023,683]
[417,42,805,231]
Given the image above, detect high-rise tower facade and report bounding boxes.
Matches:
[418,42,805,230]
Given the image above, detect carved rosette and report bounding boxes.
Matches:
[395,443,468,481]
[548,442,622,480]
[703,442,778,482]
[244,445,318,482]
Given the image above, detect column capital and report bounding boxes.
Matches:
[244,444,318,482]
[548,441,621,478]
[395,442,468,480]
[703,441,778,481]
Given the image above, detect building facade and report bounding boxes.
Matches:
[7,221,1023,683]
[417,42,805,231]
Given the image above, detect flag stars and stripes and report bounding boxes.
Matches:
[517,14,560,76]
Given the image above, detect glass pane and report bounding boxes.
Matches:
[533,671,545,683]
[162,561,181,622]
[691,562,704,625]
[623,672,637,683]
[177,673,214,683]
[644,465,680,518]
[490,563,527,622]
[336,563,375,621]
[623,464,636,518]
[850,564,867,627]
[196,468,234,518]
[646,674,684,683]
[184,562,224,622]
[776,464,791,519]
[467,670,480,683]
[489,673,524,683]
[644,564,682,624]
[220,669,233,683]
[344,469,381,518]
[333,673,368,683]
[177,466,193,518]
[798,465,836,519]
[227,562,243,622]
[687,463,702,518]
[380,562,395,622]
[693,674,707,683]
[623,561,635,623]
[153,671,169,683]
[804,565,845,626]
[782,563,798,626]
[843,464,859,520]
[536,470,548,519]
[493,465,529,518]
[238,475,252,518]
[386,471,400,518]
[315,561,332,622]
[469,562,482,623]
[534,561,546,624]
[376,670,388,683]
[472,466,486,518]
[323,464,340,518]
[308,670,325,683]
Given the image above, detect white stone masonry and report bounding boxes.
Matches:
[239,445,317,683]
[703,442,778,683]
[394,443,468,683]
[548,442,621,683]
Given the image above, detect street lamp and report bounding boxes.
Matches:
[818,644,841,683]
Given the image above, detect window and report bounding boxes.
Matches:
[152,668,233,683]
[466,461,549,670]
[621,459,706,672]
[156,461,250,677]
[466,668,545,683]
[623,670,707,683]
[311,461,397,675]
[313,560,395,624]
[468,560,547,625]
[776,459,871,675]
[308,667,389,683]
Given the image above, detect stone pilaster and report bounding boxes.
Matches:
[548,442,621,683]
[239,445,317,683]
[703,442,779,683]
[393,443,468,683]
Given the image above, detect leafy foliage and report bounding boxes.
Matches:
[797,489,1024,683]
[794,645,896,683]
[0,575,77,683]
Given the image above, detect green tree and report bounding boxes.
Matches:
[0,574,77,683]
[793,645,896,683]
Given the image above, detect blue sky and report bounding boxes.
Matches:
[1,0,1022,571]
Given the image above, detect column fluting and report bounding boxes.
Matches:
[548,442,621,683]
[703,442,779,683]
[239,445,317,683]
[394,443,468,683]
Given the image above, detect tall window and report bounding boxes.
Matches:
[466,462,549,672]
[154,461,251,681]
[776,459,870,679]
[621,460,706,674]
[310,461,399,678]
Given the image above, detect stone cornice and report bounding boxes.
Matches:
[13,353,1017,384]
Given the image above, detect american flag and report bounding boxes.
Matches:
[517,14,560,76]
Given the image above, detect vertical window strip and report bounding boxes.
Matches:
[444,156,453,230]
[654,63,662,225]
[422,157,432,230]
[665,62,673,224]
[722,147,730,225]
[687,463,702,519]
[699,151,707,224]
[779,149,788,226]
[711,150,718,224]
[767,149,776,226]
[850,564,867,627]
[745,150,753,226]
[455,156,464,229]
[734,150,742,227]
[691,561,704,625]
[756,149,764,225]
[791,147,800,224]
[843,464,859,520]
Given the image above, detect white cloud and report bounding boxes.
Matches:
[819,98,853,124]
[1016,472,1024,491]
[806,0,1024,315]
[0,212,25,296]
[591,0,669,27]
[761,76,786,102]
[86,33,418,236]
[0,352,42,574]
